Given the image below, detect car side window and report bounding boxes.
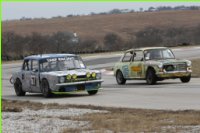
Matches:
[163,49,174,59]
[31,60,39,72]
[133,51,144,61]
[122,52,133,62]
[22,60,31,71]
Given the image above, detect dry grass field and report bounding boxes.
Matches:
[3,10,200,42]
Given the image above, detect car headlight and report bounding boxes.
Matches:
[72,74,77,79]
[59,76,65,83]
[96,73,101,79]
[86,72,91,78]
[66,74,71,80]
[158,63,163,68]
[91,72,96,78]
[186,61,192,66]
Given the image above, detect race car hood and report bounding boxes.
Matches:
[41,69,100,77]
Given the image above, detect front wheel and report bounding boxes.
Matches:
[146,69,157,85]
[14,79,26,96]
[41,79,52,98]
[180,75,191,83]
[116,71,126,85]
[87,90,98,95]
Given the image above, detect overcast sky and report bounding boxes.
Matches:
[3,2,200,20]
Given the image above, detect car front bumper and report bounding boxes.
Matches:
[54,79,103,92]
[156,71,191,78]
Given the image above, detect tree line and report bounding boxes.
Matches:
[2,25,200,61]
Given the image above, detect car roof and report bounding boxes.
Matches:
[24,54,77,60]
[125,47,168,52]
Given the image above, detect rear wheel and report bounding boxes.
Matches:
[87,90,98,95]
[14,79,26,96]
[146,69,157,85]
[116,71,126,85]
[41,79,52,98]
[180,75,191,83]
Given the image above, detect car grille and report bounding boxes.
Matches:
[73,75,96,82]
[163,63,187,72]
[77,75,86,79]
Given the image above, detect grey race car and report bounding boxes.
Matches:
[10,54,103,97]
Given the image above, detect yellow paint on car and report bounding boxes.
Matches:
[131,66,141,72]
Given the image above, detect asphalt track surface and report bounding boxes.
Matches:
[2,47,200,110]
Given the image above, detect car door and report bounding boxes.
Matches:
[30,60,41,92]
[129,50,145,78]
[21,59,32,92]
[121,51,134,79]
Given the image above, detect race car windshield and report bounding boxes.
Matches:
[144,49,175,60]
[40,56,86,72]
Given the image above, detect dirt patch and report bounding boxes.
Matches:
[75,109,200,132]
[2,99,43,112]
[2,99,108,112]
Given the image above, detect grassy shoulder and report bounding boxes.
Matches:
[2,99,200,132]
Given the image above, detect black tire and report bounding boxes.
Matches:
[87,90,98,95]
[116,71,126,85]
[14,79,26,96]
[180,75,191,83]
[146,69,157,85]
[41,79,52,98]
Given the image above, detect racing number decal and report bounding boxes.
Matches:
[31,75,36,86]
